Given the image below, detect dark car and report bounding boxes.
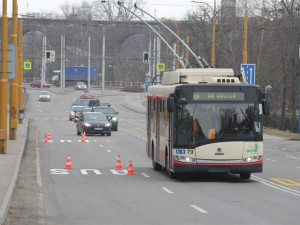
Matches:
[93,106,119,131]
[77,112,111,136]
[30,80,41,88]
[74,82,87,91]
[73,98,100,108]
[69,105,92,121]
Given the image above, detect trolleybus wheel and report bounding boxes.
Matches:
[240,172,251,179]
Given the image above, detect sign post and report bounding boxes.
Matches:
[241,64,255,84]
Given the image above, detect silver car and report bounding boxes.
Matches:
[39,91,51,102]
[69,105,92,121]
[74,82,87,91]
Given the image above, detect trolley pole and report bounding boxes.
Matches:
[0,0,9,153]
[9,0,18,140]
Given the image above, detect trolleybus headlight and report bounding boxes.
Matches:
[174,156,196,163]
[242,155,262,163]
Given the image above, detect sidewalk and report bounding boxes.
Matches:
[0,117,29,224]
[122,93,146,114]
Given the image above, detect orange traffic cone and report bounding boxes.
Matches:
[115,155,123,170]
[43,133,48,143]
[64,154,74,169]
[47,131,52,141]
[81,132,86,142]
[126,161,135,175]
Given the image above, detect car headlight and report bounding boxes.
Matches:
[105,123,111,127]
[174,156,196,163]
[242,155,262,163]
[112,117,117,121]
[71,111,75,116]
[84,123,91,127]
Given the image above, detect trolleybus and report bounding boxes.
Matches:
[146,68,269,179]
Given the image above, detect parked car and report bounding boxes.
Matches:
[93,106,119,131]
[73,98,100,108]
[30,80,41,88]
[42,82,51,88]
[74,82,87,91]
[77,112,111,136]
[39,91,51,102]
[80,93,93,99]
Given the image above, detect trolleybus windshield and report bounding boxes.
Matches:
[174,102,262,147]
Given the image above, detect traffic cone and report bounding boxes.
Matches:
[64,154,74,169]
[126,161,135,175]
[81,132,86,142]
[115,155,123,170]
[43,133,48,143]
[47,131,52,141]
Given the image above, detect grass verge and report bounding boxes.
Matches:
[264,127,300,140]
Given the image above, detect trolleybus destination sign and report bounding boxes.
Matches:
[193,92,245,101]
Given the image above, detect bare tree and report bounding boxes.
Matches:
[92,0,145,21]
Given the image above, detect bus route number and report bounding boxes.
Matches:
[176,150,185,154]
[187,150,194,154]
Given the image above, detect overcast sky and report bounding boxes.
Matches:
[1,0,222,20]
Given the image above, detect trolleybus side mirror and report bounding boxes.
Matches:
[167,96,175,112]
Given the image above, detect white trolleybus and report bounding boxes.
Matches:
[146,68,270,179]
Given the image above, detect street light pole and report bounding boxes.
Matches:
[88,36,91,92]
[63,24,73,89]
[164,18,180,69]
[101,26,105,95]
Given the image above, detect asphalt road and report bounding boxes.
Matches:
[5,86,300,225]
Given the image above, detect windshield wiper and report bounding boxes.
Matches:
[239,108,259,140]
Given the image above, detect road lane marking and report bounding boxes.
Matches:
[286,156,300,160]
[36,132,45,224]
[190,205,208,214]
[270,178,300,186]
[281,148,288,151]
[266,158,277,162]
[273,146,280,149]
[252,176,300,197]
[141,173,150,178]
[99,145,103,147]
[162,187,173,194]
[106,150,111,153]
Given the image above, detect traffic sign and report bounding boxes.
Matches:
[157,63,165,72]
[241,64,255,84]
[24,62,31,70]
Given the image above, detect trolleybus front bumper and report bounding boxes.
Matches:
[173,160,263,174]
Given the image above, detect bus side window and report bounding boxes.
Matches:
[152,99,156,112]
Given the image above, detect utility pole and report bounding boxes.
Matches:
[0,0,9,153]
[18,20,24,124]
[101,26,105,95]
[88,36,91,92]
[9,0,18,140]
[60,35,63,93]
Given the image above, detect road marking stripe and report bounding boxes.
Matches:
[252,175,300,197]
[273,146,280,149]
[162,187,173,194]
[266,158,277,162]
[190,205,208,214]
[141,173,150,178]
[281,148,288,151]
[106,150,111,153]
[286,156,300,160]
[99,145,103,147]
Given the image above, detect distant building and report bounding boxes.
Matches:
[221,0,237,24]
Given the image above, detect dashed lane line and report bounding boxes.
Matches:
[190,205,208,214]
[162,187,174,194]
[286,156,300,160]
[141,173,150,178]
[266,158,277,162]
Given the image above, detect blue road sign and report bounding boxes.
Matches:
[23,87,27,94]
[241,64,255,84]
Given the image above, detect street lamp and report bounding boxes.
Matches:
[191,1,216,67]
[99,24,116,95]
[36,24,53,84]
[63,24,73,89]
